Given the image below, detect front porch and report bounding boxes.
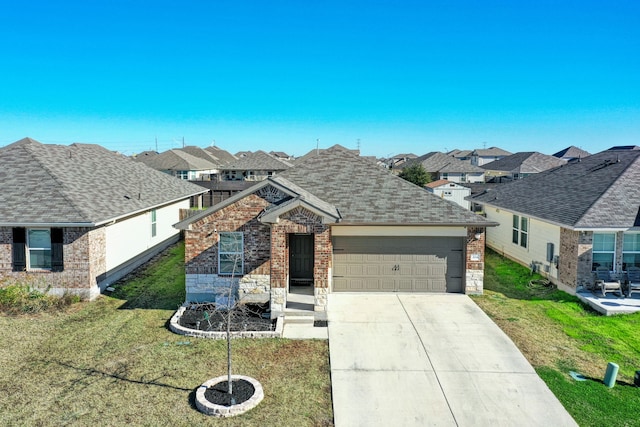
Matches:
[576,291,640,316]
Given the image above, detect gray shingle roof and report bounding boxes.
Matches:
[472,147,512,157]
[470,148,640,229]
[177,146,222,165]
[552,146,591,159]
[405,152,485,173]
[224,150,293,170]
[204,146,237,165]
[137,149,218,171]
[481,152,566,174]
[278,145,493,225]
[0,138,207,225]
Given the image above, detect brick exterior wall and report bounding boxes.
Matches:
[0,226,106,299]
[465,227,486,294]
[184,193,273,276]
[270,207,331,290]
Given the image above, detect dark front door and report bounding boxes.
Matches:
[290,234,314,286]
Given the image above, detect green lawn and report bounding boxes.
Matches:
[0,243,333,426]
[473,249,640,427]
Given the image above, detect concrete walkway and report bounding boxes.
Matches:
[328,293,577,427]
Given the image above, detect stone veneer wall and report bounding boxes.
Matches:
[465,227,486,294]
[269,206,331,313]
[0,226,106,300]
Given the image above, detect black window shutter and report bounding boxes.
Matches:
[51,228,64,272]
[12,228,26,271]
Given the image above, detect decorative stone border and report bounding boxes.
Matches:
[196,375,264,417]
[169,305,283,339]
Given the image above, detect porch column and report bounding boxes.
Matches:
[269,227,287,315]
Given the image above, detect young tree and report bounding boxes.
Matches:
[398,163,431,187]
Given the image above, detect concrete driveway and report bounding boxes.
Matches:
[328,293,577,427]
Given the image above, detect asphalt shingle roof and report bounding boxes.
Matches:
[552,146,591,159]
[0,138,207,225]
[137,149,218,171]
[481,152,566,174]
[204,146,237,164]
[472,147,512,157]
[470,148,640,229]
[278,145,492,225]
[224,150,293,170]
[405,152,485,173]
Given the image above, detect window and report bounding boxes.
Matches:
[151,209,157,237]
[441,172,448,180]
[512,215,528,248]
[592,233,616,271]
[12,228,64,271]
[623,233,640,270]
[460,173,467,183]
[218,232,243,275]
[28,229,52,269]
[176,170,189,180]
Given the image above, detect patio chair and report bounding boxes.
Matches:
[627,267,640,298]
[594,267,623,297]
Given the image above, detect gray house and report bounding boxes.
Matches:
[481,152,566,180]
[175,145,496,317]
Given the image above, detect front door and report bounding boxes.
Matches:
[289,234,314,286]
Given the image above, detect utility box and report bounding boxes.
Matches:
[635,370,640,387]
[546,243,555,262]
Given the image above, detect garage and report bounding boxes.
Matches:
[332,236,464,292]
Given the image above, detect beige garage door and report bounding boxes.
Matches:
[333,236,464,292]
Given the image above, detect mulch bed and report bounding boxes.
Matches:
[178,303,275,332]
[204,379,256,407]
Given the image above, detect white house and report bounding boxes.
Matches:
[0,138,207,299]
[469,147,640,294]
[426,180,471,210]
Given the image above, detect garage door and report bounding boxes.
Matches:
[333,236,464,292]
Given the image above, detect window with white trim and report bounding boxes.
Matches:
[623,233,640,270]
[592,232,616,271]
[512,215,528,248]
[218,232,244,275]
[151,209,157,237]
[28,229,52,269]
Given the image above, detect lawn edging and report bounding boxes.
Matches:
[169,304,284,339]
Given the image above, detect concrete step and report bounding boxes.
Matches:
[284,314,315,325]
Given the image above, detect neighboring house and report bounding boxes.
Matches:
[222,150,292,181]
[385,153,417,170]
[269,151,294,161]
[469,147,640,293]
[174,145,496,317]
[205,145,237,165]
[178,146,224,165]
[404,152,486,183]
[135,149,219,180]
[553,146,591,162]
[481,152,566,179]
[470,147,512,166]
[0,138,207,299]
[426,180,472,210]
[448,149,473,162]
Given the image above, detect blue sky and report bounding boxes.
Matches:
[1,0,638,157]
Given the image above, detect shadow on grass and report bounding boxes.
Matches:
[53,359,192,392]
[106,242,187,311]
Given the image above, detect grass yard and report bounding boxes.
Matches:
[0,242,333,427]
[473,249,640,427]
